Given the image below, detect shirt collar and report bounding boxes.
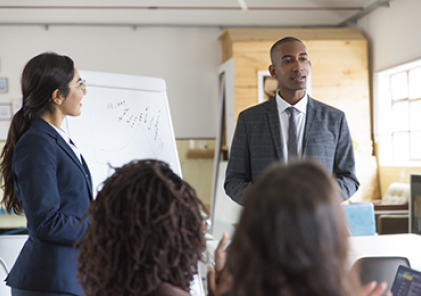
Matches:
[275,90,308,114]
[48,122,71,144]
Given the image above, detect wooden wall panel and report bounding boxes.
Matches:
[223,28,365,43]
[378,166,421,197]
[232,41,272,117]
[307,39,372,155]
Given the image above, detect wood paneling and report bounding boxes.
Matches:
[307,39,371,155]
[220,27,365,44]
[378,166,421,197]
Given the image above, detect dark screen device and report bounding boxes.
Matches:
[391,265,421,296]
[410,175,421,234]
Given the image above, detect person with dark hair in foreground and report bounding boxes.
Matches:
[77,159,206,296]
[0,52,91,296]
[210,160,391,296]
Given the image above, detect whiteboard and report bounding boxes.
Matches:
[64,70,181,196]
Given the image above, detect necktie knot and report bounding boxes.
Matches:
[286,106,298,117]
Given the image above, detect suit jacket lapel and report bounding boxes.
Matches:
[302,96,317,156]
[55,137,93,199]
[266,97,283,159]
[33,117,93,199]
[56,137,81,169]
[81,156,93,199]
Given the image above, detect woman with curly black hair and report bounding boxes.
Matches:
[77,159,206,296]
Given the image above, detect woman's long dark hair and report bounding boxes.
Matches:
[0,52,74,214]
[77,159,206,296]
[227,160,352,296]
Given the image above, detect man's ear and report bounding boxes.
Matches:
[269,65,277,78]
[51,89,64,106]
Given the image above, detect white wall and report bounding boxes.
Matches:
[0,25,223,138]
[357,0,421,72]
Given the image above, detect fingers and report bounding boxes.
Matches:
[207,264,232,296]
[360,281,376,296]
[216,232,229,252]
[207,265,216,296]
[214,232,229,272]
[221,231,229,242]
[217,266,233,295]
[369,281,387,296]
[208,233,231,296]
[376,282,387,294]
[358,281,388,296]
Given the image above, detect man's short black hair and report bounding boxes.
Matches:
[270,37,303,64]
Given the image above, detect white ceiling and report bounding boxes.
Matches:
[0,0,390,27]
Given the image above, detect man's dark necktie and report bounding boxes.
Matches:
[286,107,298,160]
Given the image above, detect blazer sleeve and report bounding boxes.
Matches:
[334,114,359,200]
[224,113,252,205]
[13,134,90,246]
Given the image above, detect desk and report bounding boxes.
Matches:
[207,234,421,271]
[348,234,421,270]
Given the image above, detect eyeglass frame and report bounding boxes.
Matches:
[70,79,87,94]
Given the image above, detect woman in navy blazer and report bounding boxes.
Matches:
[0,53,92,296]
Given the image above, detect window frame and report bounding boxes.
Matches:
[374,58,421,166]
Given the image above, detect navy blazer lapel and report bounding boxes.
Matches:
[302,96,318,156]
[55,137,81,168]
[265,97,283,159]
[55,138,93,199]
[33,117,93,199]
[81,156,93,199]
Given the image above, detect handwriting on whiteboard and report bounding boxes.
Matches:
[104,99,164,151]
[65,74,181,195]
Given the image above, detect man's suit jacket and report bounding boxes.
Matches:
[7,117,92,295]
[224,96,359,205]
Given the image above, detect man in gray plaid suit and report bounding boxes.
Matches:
[224,37,359,205]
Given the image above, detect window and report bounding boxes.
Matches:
[375,59,421,165]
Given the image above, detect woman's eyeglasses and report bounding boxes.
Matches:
[71,80,87,94]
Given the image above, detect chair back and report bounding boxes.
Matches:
[0,257,10,296]
[342,203,376,236]
[0,234,27,271]
[353,256,410,295]
[0,235,27,296]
